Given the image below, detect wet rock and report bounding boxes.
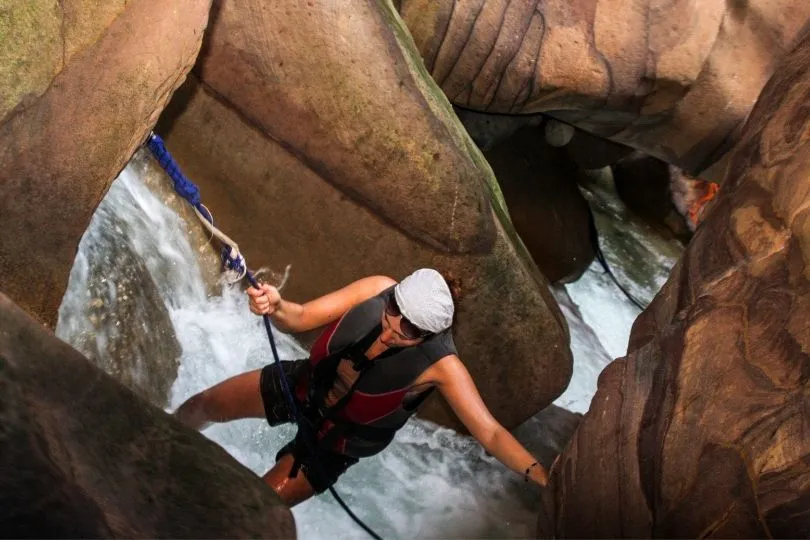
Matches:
[56,209,181,408]
[544,119,575,148]
[158,72,571,431]
[485,126,595,283]
[611,152,693,241]
[0,0,211,328]
[513,405,582,469]
[131,149,224,297]
[563,129,634,170]
[0,293,294,538]
[543,29,810,539]
[398,0,810,181]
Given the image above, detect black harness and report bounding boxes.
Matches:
[290,324,398,476]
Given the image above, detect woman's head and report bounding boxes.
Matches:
[393,268,455,335]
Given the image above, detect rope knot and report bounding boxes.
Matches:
[221,246,247,283]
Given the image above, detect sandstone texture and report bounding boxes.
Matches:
[541,30,810,538]
[0,293,294,538]
[0,0,212,327]
[398,0,810,181]
[196,0,494,255]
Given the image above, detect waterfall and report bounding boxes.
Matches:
[57,157,679,538]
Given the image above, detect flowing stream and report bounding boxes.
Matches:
[57,158,681,538]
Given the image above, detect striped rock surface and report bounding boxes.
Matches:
[540,29,810,538]
[397,0,810,181]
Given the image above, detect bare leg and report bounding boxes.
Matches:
[263,453,317,507]
[174,369,265,430]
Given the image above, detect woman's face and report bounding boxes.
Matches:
[380,299,429,347]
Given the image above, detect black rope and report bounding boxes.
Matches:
[245,272,383,540]
[587,208,647,311]
[146,134,382,539]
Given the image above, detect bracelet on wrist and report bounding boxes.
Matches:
[523,461,539,483]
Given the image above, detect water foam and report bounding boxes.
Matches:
[58,161,547,539]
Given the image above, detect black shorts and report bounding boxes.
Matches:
[259,361,359,493]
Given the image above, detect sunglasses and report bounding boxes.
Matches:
[385,297,431,340]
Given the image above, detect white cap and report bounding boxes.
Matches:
[394,268,454,333]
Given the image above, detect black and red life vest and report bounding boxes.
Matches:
[295,286,457,458]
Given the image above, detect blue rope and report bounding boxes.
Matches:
[146,133,202,207]
[147,133,246,279]
[145,132,381,540]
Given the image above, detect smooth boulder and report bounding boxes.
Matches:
[485,126,595,283]
[0,293,294,538]
[0,0,212,328]
[195,0,494,255]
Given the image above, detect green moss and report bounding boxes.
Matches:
[63,0,127,63]
[0,0,62,121]
[376,0,512,217]
[370,0,556,286]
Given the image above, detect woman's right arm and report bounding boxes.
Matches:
[247,275,396,333]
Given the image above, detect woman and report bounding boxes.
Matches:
[174,268,548,506]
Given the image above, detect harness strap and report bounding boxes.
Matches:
[291,320,417,475]
[306,324,379,417]
[289,324,379,477]
[145,133,383,540]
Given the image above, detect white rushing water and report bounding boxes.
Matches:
[57,159,679,538]
[552,170,683,414]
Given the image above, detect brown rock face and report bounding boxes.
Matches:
[153,0,572,430]
[195,0,495,256]
[485,126,595,283]
[0,0,212,328]
[398,0,810,180]
[563,128,634,170]
[543,29,810,539]
[0,293,294,538]
[159,74,571,430]
[611,153,693,241]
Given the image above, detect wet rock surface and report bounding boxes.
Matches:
[543,30,810,539]
[0,293,295,539]
[0,0,211,328]
[55,207,181,408]
[485,126,595,283]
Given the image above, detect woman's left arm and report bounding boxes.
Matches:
[425,355,549,486]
